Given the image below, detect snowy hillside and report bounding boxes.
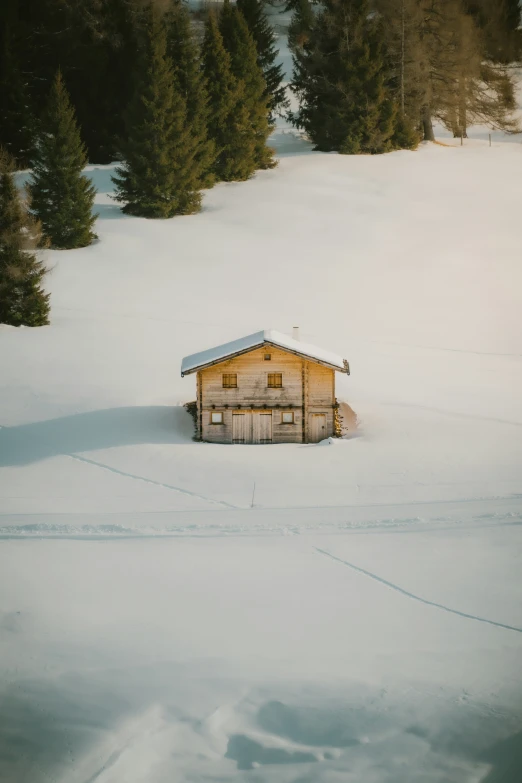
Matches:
[2,135,522,520]
[1,29,522,783]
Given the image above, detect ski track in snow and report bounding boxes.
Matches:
[66,454,241,510]
[83,749,123,783]
[61,706,166,783]
[1,494,521,539]
[1,510,520,540]
[314,547,522,634]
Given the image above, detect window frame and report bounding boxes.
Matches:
[264,353,271,361]
[267,372,283,389]
[222,373,238,388]
[210,411,224,424]
[281,411,295,424]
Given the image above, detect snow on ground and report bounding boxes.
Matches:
[1,27,522,783]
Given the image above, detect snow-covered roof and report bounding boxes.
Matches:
[181,330,349,375]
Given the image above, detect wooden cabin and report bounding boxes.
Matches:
[181,329,350,444]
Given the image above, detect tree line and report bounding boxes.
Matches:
[0,0,286,166]
[1,0,520,327]
[289,0,521,152]
[0,0,284,326]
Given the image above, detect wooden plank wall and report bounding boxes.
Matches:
[198,346,336,443]
[196,371,202,439]
[306,363,335,439]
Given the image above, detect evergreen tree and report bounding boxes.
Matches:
[202,13,258,182]
[0,150,50,327]
[464,0,522,64]
[219,0,275,170]
[0,35,36,169]
[1,0,71,134]
[291,0,401,154]
[113,4,203,217]
[0,0,142,163]
[236,0,287,117]
[72,0,142,162]
[164,0,216,188]
[288,0,316,54]
[28,72,97,249]
[500,0,522,62]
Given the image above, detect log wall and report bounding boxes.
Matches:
[198,345,336,443]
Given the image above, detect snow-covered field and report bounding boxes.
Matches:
[2,28,522,782]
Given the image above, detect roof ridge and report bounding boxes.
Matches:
[181,330,349,376]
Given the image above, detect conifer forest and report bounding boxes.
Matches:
[0,0,521,324]
[2,1,520,168]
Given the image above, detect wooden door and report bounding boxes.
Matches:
[252,412,272,444]
[309,413,327,443]
[232,412,250,444]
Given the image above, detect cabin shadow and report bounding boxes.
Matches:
[0,406,194,467]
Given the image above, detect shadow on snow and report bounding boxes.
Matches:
[0,406,194,467]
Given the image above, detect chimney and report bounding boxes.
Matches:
[293,326,300,341]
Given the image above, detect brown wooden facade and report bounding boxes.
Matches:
[191,345,341,444]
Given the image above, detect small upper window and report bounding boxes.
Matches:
[264,353,271,361]
[281,411,294,424]
[268,373,283,388]
[222,373,237,388]
[211,411,224,424]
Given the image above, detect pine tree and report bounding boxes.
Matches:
[0,150,50,327]
[202,12,258,182]
[0,36,36,170]
[1,0,74,147]
[219,0,275,170]
[73,0,142,163]
[0,0,143,164]
[164,0,216,188]
[464,0,522,64]
[29,72,97,249]
[288,0,316,54]
[236,0,287,118]
[0,49,37,169]
[291,0,400,154]
[113,5,203,218]
[499,0,522,62]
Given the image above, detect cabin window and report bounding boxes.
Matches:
[264,353,271,361]
[281,411,294,424]
[267,373,283,388]
[211,412,224,424]
[222,373,237,388]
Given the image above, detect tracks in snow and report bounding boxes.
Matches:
[67,454,240,509]
[314,547,522,634]
[1,494,521,538]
